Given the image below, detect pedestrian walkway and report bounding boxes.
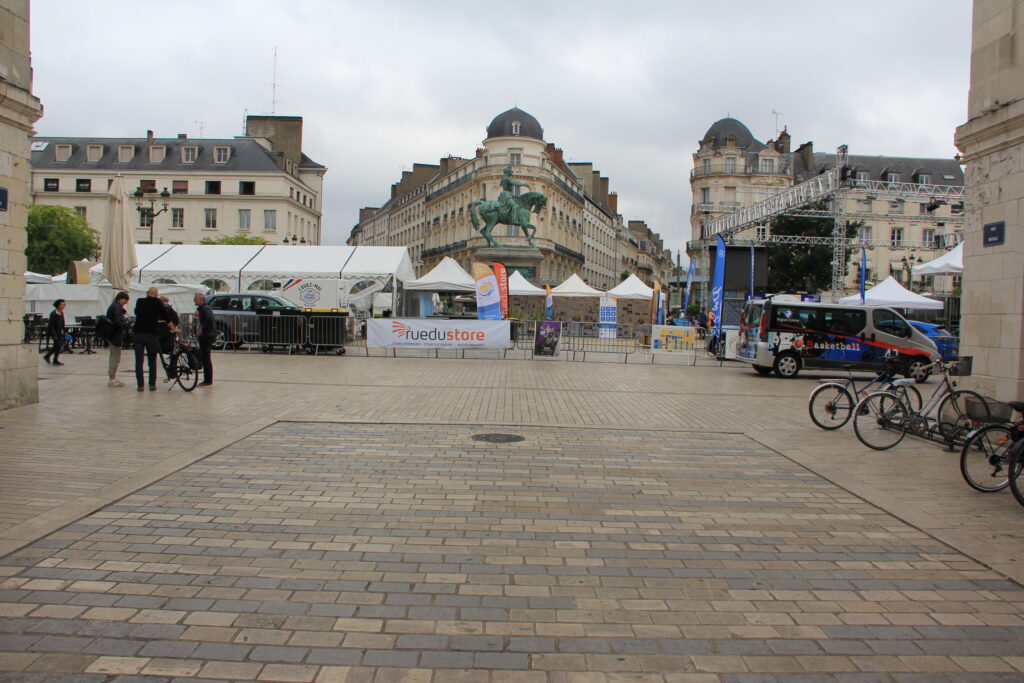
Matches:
[0,352,1021,680]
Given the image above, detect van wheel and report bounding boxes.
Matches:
[905,357,931,383]
[773,352,801,378]
[753,365,772,376]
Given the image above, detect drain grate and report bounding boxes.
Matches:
[472,433,525,444]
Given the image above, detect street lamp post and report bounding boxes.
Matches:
[133,187,171,244]
[282,234,306,245]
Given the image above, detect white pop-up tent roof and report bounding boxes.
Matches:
[552,273,605,297]
[508,270,546,296]
[139,245,265,286]
[239,245,356,288]
[913,242,963,275]
[404,257,475,291]
[90,244,174,284]
[606,273,653,300]
[838,275,944,309]
[340,246,416,282]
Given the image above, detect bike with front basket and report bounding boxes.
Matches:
[852,357,984,451]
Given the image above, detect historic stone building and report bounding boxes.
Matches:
[30,116,326,247]
[1,0,43,409]
[689,117,964,293]
[955,0,1024,401]
[349,108,673,289]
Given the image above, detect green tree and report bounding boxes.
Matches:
[766,203,861,293]
[26,205,101,275]
[199,234,271,245]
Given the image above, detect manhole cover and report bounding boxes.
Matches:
[472,433,524,444]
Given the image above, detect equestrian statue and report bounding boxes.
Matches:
[468,166,547,248]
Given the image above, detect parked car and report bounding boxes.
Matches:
[206,293,302,349]
[908,320,959,362]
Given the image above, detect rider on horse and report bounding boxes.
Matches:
[498,166,530,217]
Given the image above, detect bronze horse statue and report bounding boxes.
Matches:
[468,191,547,248]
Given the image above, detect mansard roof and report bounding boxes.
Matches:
[798,152,964,185]
[31,136,292,173]
[486,107,544,140]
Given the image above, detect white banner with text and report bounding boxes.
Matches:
[367,318,511,349]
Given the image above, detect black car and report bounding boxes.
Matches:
[206,293,302,349]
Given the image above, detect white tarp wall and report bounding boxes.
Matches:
[26,283,204,321]
[89,245,175,285]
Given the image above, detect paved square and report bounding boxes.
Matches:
[1,421,1022,681]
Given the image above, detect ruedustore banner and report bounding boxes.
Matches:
[493,262,509,319]
[472,262,502,320]
[367,318,511,349]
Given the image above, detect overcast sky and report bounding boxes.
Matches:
[30,0,971,257]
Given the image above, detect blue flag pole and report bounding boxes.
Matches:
[859,248,866,305]
[749,245,755,299]
[711,235,726,337]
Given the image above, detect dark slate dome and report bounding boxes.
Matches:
[702,117,758,149]
[486,107,544,140]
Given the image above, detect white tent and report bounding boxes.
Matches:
[838,276,943,309]
[25,282,204,321]
[139,245,265,289]
[239,245,355,289]
[913,243,963,275]
[508,270,545,296]
[89,244,175,285]
[24,272,54,284]
[551,273,605,298]
[606,273,653,300]
[404,257,475,291]
[340,246,415,282]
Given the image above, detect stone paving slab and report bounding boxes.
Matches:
[0,422,1022,681]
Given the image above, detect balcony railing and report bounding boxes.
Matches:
[690,164,790,178]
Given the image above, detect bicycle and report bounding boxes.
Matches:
[960,400,1024,492]
[808,360,923,430]
[1008,409,1024,507]
[852,357,985,451]
[159,335,200,392]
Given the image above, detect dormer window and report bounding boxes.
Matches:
[725,135,736,147]
[886,172,900,182]
[181,146,198,163]
[214,146,230,163]
[55,144,72,162]
[917,173,931,184]
[118,145,134,163]
[511,120,521,135]
[87,145,103,162]
[759,158,775,173]
[149,145,166,163]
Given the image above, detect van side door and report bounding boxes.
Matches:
[869,308,915,364]
[819,307,868,367]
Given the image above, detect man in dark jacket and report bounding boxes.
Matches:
[106,291,129,387]
[133,287,167,391]
[194,293,216,387]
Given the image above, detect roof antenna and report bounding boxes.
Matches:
[772,109,784,137]
[195,120,205,137]
[242,108,248,135]
[269,45,280,114]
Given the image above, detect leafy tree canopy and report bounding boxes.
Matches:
[26,205,101,275]
[199,234,271,245]
[766,202,861,293]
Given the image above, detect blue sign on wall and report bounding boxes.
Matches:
[983,221,1005,247]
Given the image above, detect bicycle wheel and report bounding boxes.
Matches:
[893,384,923,414]
[1009,441,1024,508]
[937,389,985,446]
[174,352,198,392]
[959,425,1012,492]
[808,383,854,430]
[853,392,908,450]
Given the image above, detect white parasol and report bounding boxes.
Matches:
[101,176,137,291]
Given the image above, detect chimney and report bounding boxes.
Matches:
[245,115,304,171]
[776,127,790,154]
[178,133,187,139]
[796,141,814,173]
[608,192,618,213]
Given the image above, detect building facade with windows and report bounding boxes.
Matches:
[349,108,673,289]
[690,117,964,292]
[30,115,326,247]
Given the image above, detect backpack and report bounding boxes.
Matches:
[95,315,115,342]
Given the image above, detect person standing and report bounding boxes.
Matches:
[43,299,67,366]
[133,287,166,392]
[159,296,180,334]
[106,291,130,386]
[194,293,216,387]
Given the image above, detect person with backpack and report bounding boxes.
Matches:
[106,291,130,387]
[43,299,67,366]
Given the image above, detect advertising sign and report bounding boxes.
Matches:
[598,296,617,339]
[534,320,562,356]
[279,278,342,310]
[711,235,726,335]
[493,262,509,319]
[367,318,511,349]
[472,262,502,320]
[651,325,698,355]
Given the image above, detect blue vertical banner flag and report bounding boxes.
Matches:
[749,245,755,299]
[711,236,727,335]
[683,258,695,312]
[472,262,502,320]
[859,248,867,305]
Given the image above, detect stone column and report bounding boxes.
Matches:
[0,0,44,409]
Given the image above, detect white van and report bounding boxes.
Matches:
[736,298,940,379]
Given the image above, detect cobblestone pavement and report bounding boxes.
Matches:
[0,352,1022,680]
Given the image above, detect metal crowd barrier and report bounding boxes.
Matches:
[179,312,347,355]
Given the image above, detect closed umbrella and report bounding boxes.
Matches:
[101,176,137,291]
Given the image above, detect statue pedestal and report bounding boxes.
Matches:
[475,246,542,262]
